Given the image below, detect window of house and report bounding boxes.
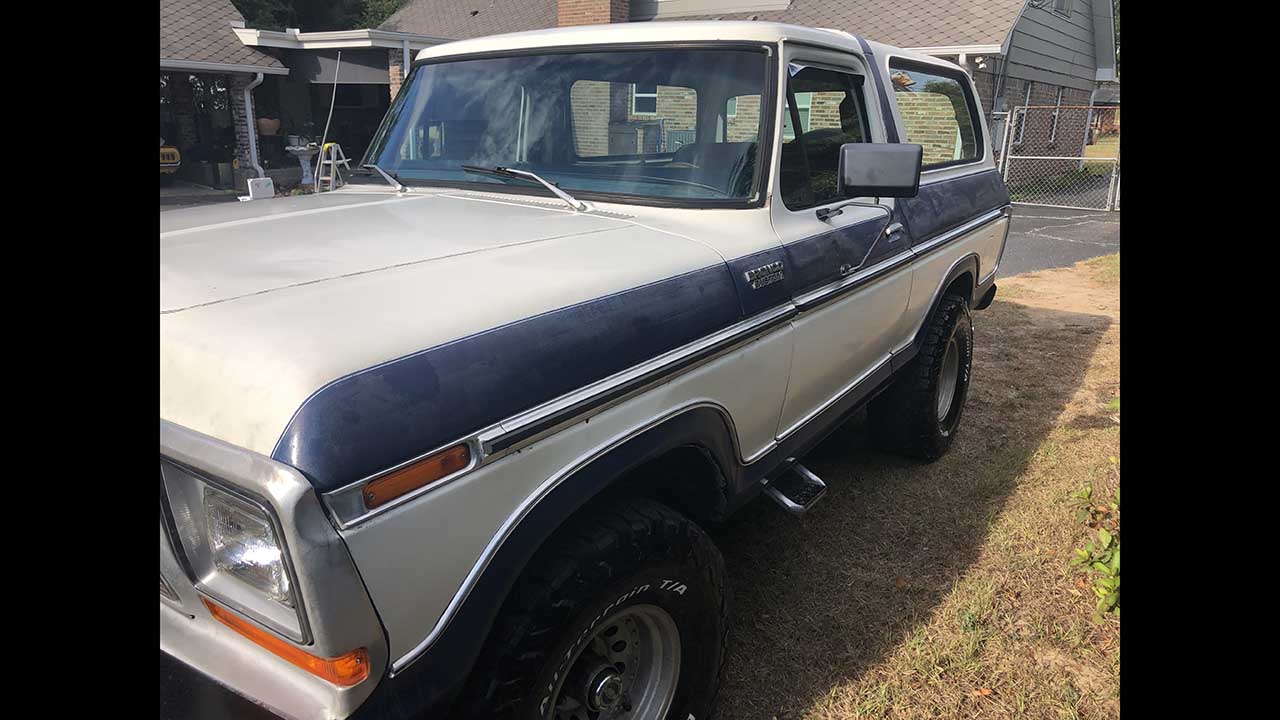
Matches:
[632,83,658,114]
[1052,0,1071,18]
[778,64,871,210]
[890,60,982,168]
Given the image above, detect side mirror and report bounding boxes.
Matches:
[837,143,923,198]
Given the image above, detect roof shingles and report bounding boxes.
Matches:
[379,0,1025,49]
[160,0,285,70]
[381,0,558,40]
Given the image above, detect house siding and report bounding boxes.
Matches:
[1004,0,1099,93]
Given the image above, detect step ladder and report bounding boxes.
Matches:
[763,461,828,515]
[314,142,352,192]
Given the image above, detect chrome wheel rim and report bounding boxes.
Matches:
[551,604,681,720]
[937,336,960,420]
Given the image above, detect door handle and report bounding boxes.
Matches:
[883,222,905,240]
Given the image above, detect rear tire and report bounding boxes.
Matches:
[456,498,728,720]
[870,293,974,460]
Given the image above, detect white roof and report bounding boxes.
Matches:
[415,20,956,70]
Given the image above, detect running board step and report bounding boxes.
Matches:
[763,462,827,515]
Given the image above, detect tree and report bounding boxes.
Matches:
[361,0,408,28]
[233,0,294,30]
[230,1,401,31]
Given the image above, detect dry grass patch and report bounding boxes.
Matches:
[1083,254,1119,285]
[712,257,1120,719]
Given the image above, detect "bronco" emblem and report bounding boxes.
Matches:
[744,261,785,290]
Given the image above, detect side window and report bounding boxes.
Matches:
[570,80,698,156]
[889,61,981,168]
[778,64,871,210]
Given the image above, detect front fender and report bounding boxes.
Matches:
[351,405,740,719]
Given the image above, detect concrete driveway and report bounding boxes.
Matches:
[998,205,1120,278]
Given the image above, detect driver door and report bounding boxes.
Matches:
[771,50,915,438]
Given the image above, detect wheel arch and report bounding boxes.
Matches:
[895,252,979,372]
[358,404,743,718]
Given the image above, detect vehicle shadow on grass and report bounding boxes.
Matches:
[708,299,1111,719]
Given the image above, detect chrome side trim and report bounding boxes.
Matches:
[793,247,914,308]
[911,207,1005,257]
[321,303,795,528]
[389,400,738,674]
[493,303,796,452]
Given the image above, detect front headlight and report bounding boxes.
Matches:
[204,486,293,607]
[161,460,307,641]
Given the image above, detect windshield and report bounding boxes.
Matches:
[362,47,773,204]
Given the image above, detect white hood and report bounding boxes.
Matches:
[160,189,726,457]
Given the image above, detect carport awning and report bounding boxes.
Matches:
[284,49,389,84]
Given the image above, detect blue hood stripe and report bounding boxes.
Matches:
[273,263,741,491]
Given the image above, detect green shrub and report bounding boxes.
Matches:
[1070,486,1120,620]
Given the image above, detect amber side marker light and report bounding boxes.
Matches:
[203,599,370,687]
[362,443,471,510]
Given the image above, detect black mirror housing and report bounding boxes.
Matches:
[837,143,923,198]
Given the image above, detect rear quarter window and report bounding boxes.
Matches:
[888,61,982,169]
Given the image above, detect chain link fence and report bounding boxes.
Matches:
[999,105,1119,211]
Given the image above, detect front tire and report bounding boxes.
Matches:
[870,293,974,460]
[457,498,728,720]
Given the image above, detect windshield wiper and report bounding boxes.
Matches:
[362,164,408,193]
[460,165,587,212]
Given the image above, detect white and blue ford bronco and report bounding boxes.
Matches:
[160,20,1011,720]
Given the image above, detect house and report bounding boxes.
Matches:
[380,0,1118,154]
[160,0,449,191]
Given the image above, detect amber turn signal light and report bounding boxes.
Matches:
[362,443,471,509]
[203,599,370,687]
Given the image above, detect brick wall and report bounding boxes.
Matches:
[806,92,847,133]
[970,68,997,116]
[388,50,405,100]
[558,0,629,26]
[228,74,256,171]
[571,81,612,155]
[896,92,965,166]
[725,94,761,142]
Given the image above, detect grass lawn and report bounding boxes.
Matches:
[1083,134,1120,160]
[712,255,1121,719]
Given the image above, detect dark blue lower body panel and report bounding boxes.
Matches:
[901,169,1010,246]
